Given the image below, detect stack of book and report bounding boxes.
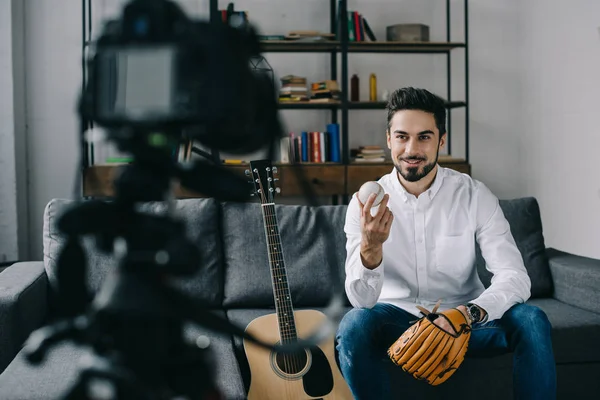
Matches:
[309,80,341,103]
[279,75,308,102]
[352,146,386,162]
[337,9,377,42]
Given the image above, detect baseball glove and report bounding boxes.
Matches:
[387,301,472,386]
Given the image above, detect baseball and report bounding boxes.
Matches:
[358,181,385,207]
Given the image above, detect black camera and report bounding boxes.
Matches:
[80,0,281,155]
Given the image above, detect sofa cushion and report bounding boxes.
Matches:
[527,298,600,364]
[475,197,553,298]
[221,202,349,308]
[0,311,246,400]
[43,198,224,308]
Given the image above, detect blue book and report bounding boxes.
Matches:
[326,123,341,162]
[301,131,308,162]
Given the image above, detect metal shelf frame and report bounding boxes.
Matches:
[79,0,470,171]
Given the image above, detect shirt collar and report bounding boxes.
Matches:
[391,164,445,203]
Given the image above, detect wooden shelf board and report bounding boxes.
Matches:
[347,41,465,53]
[278,101,341,109]
[278,100,466,110]
[347,101,466,110]
[260,41,337,52]
[260,40,465,53]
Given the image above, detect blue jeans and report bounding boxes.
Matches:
[335,302,556,400]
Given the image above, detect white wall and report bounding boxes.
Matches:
[0,0,19,263]
[4,0,599,260]
[519,0,600,259]
[20,0,82,261]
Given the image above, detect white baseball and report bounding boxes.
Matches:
[358,181,385,207]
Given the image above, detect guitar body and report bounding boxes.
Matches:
[244,309,353,400]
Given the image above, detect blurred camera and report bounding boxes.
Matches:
[79,0,281,154]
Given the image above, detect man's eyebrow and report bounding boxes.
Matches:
[393,130,435,135]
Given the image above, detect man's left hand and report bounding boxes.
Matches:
[433,305,471,334]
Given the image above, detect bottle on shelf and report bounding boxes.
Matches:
[351,74,359,101]
[369,73,377,101]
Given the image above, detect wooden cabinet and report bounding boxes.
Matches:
[346,165,394,194]
[84,159,470,200]
[278,164,345,196]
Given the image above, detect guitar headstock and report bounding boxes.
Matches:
[247,159,280,204]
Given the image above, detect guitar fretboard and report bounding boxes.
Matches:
[261,203,297,343]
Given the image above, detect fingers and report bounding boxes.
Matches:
[374,194,390,220]
[382,208,394,229]
[360,193,378,221]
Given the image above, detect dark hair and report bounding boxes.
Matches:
[385,87,446,135]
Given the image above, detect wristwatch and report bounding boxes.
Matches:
[465,303,482,323]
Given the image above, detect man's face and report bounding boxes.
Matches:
[386,110,446,182]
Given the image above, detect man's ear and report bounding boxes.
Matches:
[386,130,391,149]
[439,131,447,149]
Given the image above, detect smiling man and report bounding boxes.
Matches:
[335,87,557,399]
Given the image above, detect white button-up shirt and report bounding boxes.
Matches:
[344,166,531,321]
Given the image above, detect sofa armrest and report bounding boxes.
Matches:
[547,248,600,315]
[0,261,48,373]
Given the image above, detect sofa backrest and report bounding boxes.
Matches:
[220,202,350,308]
[43,195,554,314]
[221,196,554,308]
[476,197,553,298]
[43,198,225,309]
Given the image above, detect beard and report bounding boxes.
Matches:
[394,150,439,182]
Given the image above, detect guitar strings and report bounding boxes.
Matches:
[257,169,301,395]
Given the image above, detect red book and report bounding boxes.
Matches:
[311,132,321,162]
[353,12,362,42]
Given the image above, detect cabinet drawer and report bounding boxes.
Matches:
[278,165,345,196]
[346,164,394,195]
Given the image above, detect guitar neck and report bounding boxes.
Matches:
[261,203,298,344]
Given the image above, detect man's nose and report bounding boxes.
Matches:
[405,137,421,154]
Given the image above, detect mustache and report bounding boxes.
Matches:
[400,156,426,161]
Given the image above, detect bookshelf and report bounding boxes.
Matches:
[80,0,470,201]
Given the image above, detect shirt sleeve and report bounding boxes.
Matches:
[470,182,532,321]
[343,193,385,309]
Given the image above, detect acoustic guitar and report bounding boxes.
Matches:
[243,159,353,400]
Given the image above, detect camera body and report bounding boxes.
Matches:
[80,0,281,153]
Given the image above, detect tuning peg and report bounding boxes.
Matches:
[244,169,250,176]
[275,188,281,194]
[274,178,279,182]
[272,166,278,174]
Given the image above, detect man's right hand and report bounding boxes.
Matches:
[358,192,393,269]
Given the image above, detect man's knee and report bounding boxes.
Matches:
[337,307,376,339]
[506,303,552,337]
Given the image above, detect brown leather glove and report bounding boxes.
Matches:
[387,302,472,386]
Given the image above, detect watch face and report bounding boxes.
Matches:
[469,305,481,321]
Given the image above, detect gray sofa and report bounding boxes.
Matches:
[0,196,599,399]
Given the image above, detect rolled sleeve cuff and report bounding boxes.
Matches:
[358,261,383,280]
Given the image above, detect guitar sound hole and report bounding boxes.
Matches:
[275,350,309,375]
